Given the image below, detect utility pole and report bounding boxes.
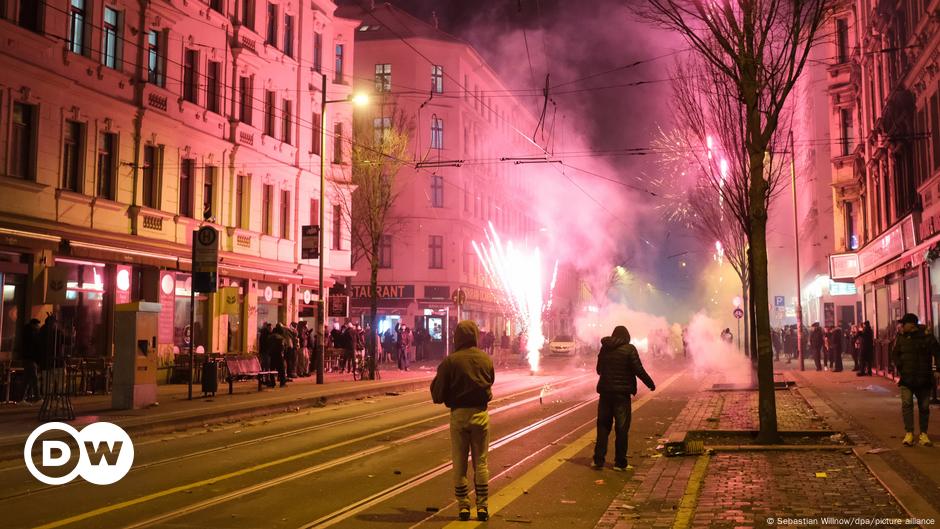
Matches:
[316,74,328,385]
[789,131,805,371]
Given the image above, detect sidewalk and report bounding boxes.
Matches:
[0,362,439,458]
[597,369,937,529]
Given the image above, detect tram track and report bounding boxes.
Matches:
[23,373,594,529]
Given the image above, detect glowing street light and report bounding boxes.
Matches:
[350,93,370,106]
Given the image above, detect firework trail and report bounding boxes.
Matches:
[473,222,547,373]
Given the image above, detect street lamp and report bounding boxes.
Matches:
[315,72,369,385]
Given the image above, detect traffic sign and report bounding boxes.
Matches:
[733,307,744,319]
[192,227,219,293]
[774,295,785,308]
[301,225,320,259]
[451,288,466,306]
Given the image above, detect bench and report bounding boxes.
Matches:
[224,356,278,394]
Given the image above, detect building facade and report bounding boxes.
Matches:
[827,0,940,374]
[338,3,541,358]
[0,0,358,365]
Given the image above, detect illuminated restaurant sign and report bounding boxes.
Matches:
[350,284,415,299]
[856,215,917,275]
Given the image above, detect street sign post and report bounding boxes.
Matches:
[190,226,219,401]
[733,307,744,353]
[301,225,320,260]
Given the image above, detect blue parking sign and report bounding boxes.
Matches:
[774,296,785,307]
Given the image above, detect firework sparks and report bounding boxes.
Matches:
[473,222,547,373]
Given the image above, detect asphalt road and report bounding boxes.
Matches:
[1,360,692,529]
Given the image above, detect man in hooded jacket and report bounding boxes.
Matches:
[431,320,494,522]
[593,325,655,471]
[891,313,939,447]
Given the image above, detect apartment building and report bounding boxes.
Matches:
[0,0,359,363]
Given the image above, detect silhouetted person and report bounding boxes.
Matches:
[892,313,939,447]
[592,325,655,471]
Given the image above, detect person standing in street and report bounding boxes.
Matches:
[264,324,288,387]
[20,318,42,402]
[398,325,412,371]
[891,313,939,447]
[857,321,874,376]
[431,320,494,522]
[592,325,655,471]
[810,322,824,371]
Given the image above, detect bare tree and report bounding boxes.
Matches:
[642,0,829,443]
[335,109,412,379]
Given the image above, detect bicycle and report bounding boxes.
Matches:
[352,351,381,381]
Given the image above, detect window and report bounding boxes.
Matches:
[309,199,319,226]
[375,63,391,93]
[180,159,195,217]
[334,44,344,83]
[431,65,443,93]
[239,76,252,125]
[203,166,216,220]
[101,7,121,69]
[378,235,392,268]
[97,132,116,199]
[431,115,443,149]
[264,90,276,137]
[147,30,165,87]
[428,235,443,269]
[235,174,247,228]
[241,0,254,30]
[311,112,321,155]
[313,32,322,72]
[18,0,43,33]
[373,116,391,144]
[142,144,161,208]
[836,18,849,64]
[11,103,35,180]
[265,2,277,47]
[280,190,290,239]
[183,49,199,103]
[62,121,84,192]
[431,175,443,208]
[262,184,274,235]
[281,99,292,145]
[845,201,858,250]
[206,61,221,113]
[333,122,343,163]
[68,0,86,55]
[332,204,342,250]
[283,14,294,57]
[209,0,223,13]
[839,108,853,157]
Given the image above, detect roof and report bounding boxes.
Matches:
[335,3,465,45]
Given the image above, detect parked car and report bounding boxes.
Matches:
[547,335,581,356]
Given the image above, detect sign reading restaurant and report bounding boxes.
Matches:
[350,284,415,299]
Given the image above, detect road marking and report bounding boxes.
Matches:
[33,374,592,529]
[440,370,685,529]
[672,454,710,529]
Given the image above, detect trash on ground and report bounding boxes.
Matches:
[815,472,828,478]
[393,469,402,475]
[867,447,892,454]
[560,500,576,504]
[594,479,605,485]
[425,507,439,512]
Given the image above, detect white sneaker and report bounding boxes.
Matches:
[903,432,915,446]
[919,433,933,447]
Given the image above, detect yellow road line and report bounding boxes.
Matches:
[441,370,685,529]
[672,454,710,529]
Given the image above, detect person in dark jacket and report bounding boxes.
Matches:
[891,313,939,447]
[20,318,42,402]
[592,326,655,471]
[430,320,494,522]
[809,323,824,371]
[264,324,288,387]
[830,325,844,372]
[857,321,874,376]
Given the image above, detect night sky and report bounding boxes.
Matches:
[342,0,702,319]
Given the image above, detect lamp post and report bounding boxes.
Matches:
[789,130,805,371]
[316,73,368,384]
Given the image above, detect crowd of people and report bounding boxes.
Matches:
[770,321,875,375]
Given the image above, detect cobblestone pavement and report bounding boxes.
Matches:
[672,390,830,432]
[692,451,910,529]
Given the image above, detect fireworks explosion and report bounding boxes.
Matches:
[473,223,547,373]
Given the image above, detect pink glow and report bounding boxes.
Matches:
[473,222,546,372]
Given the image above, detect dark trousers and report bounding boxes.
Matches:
[593,393,632,468]
[901,385,932,433]
[398,347,409,370]
[833,349,843,371]
[271,352,286,386]
[22,361,40,401]
[286,347,296,377]
[813,347,822,370]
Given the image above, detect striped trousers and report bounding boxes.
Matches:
[449,407,490,509]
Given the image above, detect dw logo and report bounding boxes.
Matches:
[24,422,134,485]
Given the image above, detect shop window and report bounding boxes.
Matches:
[1,271,27,357]
[56,259,108,357]
[172,273,208,354]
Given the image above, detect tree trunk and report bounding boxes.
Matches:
[748,153,781,444]
[368,244,380,380]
